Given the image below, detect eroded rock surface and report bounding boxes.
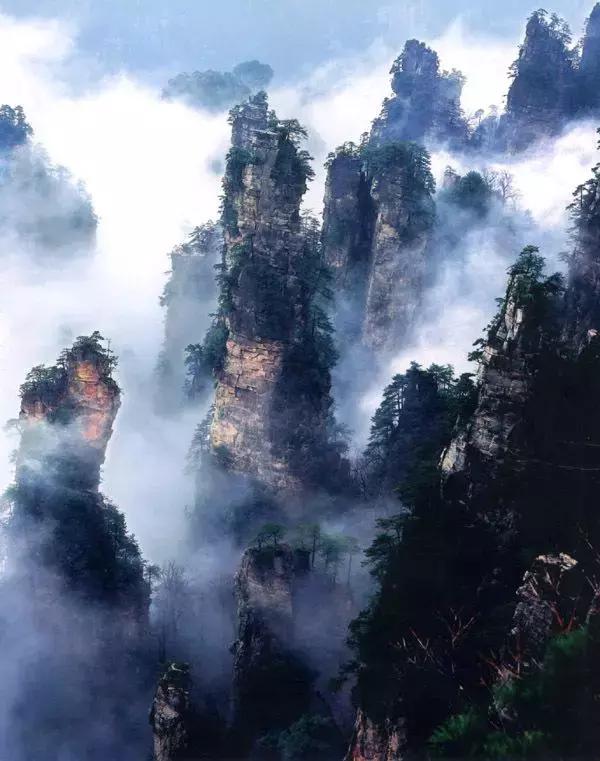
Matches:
[150,663,193,761]
[231,544,312,749]
[345,708,406,761]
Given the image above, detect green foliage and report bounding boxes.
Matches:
[429,709,487,757]
[254,522,286,549]
[362,141,435,240]
[364,362,476,501]
[183,318,229,397]
[271,120,315,192]
[19,364,67,406]
[431,627,600,758]
[0,104,32,150]
[277,714,342,761]
[317,533,346,581]
[20,332,118,407]
[468,247,564,362]
[441,170,494,217]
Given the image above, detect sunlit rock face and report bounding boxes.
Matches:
[209,95,304,492]
[207,93,340,496]
[211,335,295,491]
[17,335,120,491]
[345,708,406,761]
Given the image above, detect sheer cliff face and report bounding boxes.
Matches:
[210,96,302,491]
[370,39,467,148]
[10,334,148,611]
[322,143,434,353]
[566,163,600,349]
[208,94,337,494]
[231,544,312,748]
[503,12,577,152]
[17,337,120,492]
[581,4,600,110]
[157,223,221,411]
[363,161,432,350]
[441,288,531,496]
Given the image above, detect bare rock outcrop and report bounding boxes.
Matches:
[440,261,536,514]
[502,10,577,152]
[17,331,120,491]
[345,708,406,761]
[231,544,312,749]
[150,663,193,761]
[510,553,579,664]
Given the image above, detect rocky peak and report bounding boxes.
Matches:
[17,332,120,491]
[230,91,269,149]
[370,39,467,148]
[150,663,193,761]
[206,94,340,497]
[441,247,558,513]
[231,543,312,749]
[503,10,577,151]
[511,554,579,665]
[322,141,435,353]
[565,157,600,348]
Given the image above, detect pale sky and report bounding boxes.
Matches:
[0,0,592,83]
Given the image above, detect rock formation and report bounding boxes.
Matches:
[17,331,121,491]
[3,334,150,760]
[156,222,221,412]
[322,141,435,353]
[150,663,194,761]
[9,332,147,609]
[510,553,579,665]
[231,544,312,750]
[580,4,600,112]
[203,92,342,497]
[370,39,468,148]
[162,59,273,112]
[345,709,405,761]
[502,10,578,152]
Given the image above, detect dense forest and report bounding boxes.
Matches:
[3,3,600,761]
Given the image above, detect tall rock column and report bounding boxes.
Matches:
[10,331,147,608]
[322,142,435,353]
[3,333,150,760]
[207,93,339,495]
[503,10,577,152]
[231,544,312,750]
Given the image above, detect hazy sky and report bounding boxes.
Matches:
[0,0,592,83]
